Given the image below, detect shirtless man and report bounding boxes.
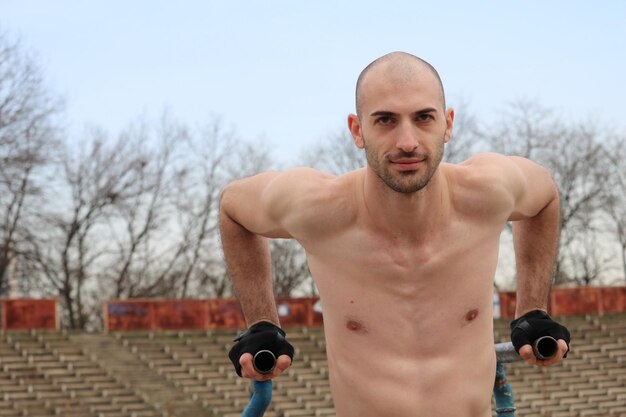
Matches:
[220,52,570,417]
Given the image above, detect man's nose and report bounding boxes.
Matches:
[395,122,419,152]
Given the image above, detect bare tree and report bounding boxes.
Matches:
[544,123,613,284]
[90,117,260,302]
[15,113,278,328]
[601,134,626,283]
[103,116,187,299]
[444,99,485,163]
[171,121,242,299]
[271,239,311,296]
[0,31,61,295]
[485,100,614,285]
[24,130,145,328]
[300,130,365,175]
[147,125,276,300]
[486,100,567,159]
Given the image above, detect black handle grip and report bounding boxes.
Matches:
[532,335,559,360]
[253,350,277,374]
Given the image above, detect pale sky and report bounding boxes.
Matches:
[2,1,625,164]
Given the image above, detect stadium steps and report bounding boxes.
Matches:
[110,329,334,416]
[493,313,626,416]
[1,330,161,417]
[48,332,162,417]
[71,333,208,417]
[114,330,235,416]
[154,316,624,417]
[2,312,625,416]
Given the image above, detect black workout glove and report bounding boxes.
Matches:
[228,321,295,377]
[510,309,570,358]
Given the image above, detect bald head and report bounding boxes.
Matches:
[355,52,446,117]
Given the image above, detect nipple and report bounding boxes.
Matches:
[465,309,479,322]
[346,318,367,333]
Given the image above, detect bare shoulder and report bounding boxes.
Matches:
[221,167,359,240]
[265,167,359,234]
[444,153,557,221]
[456,152,523,186]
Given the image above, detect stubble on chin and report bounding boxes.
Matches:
[362,136,446,194]
[381,166,431,194]
[365,149,432,193]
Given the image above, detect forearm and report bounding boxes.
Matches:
[512,195,560,317]
[219,207,279,328]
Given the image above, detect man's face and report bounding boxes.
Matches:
[349,68,454,194]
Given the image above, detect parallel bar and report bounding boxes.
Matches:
[495,342,522,363]
[495,336,559,363]
[242,381,272,417]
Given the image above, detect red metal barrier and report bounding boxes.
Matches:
[3,287,625,332]
[104,297,324,331]
[276,297,323,327]
[105,299,209,331]
[100,286,626,331]
[1,298,58,330]
[497,286,626,318]
[207,299,245,329]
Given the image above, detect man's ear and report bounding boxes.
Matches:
[444,108,455,143]
[348,114,365,149]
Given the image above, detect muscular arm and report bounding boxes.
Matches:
[505,156,569,365]
[506,156,560,317]
[220,168,344,379]
[512,197,560,316]
[219,203,278,327]
[219,168,335,326]
[219,171,287,327]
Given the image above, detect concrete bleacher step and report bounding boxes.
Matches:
[64,333,172,416]
[608,407,626,416]
[2,313,625,416]
[89,331,245,417]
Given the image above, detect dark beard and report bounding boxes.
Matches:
[363,138,445,194]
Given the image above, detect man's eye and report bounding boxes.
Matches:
[416,114,434,122]
[376,116,393,125]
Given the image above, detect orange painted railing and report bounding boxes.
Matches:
[3,287,624,331]
[104,297,323,331]
[1,298,59,330]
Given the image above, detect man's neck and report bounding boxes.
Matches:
[360,167,451,242]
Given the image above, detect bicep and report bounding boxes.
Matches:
[507,156,559,221]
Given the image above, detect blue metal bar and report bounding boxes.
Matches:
[495,342,521,363]
[242,380,272,417]
[493,361,516,416]
[494,342,519,416]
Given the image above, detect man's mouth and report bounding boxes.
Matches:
[389,157,424,171]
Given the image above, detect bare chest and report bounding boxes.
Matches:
[303,224,500,377]
[304,218,503,337]
[308,219,499,286]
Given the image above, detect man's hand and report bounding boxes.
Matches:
[228,321,294,381]
[238,351,293,381]
[510,310,571,367]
